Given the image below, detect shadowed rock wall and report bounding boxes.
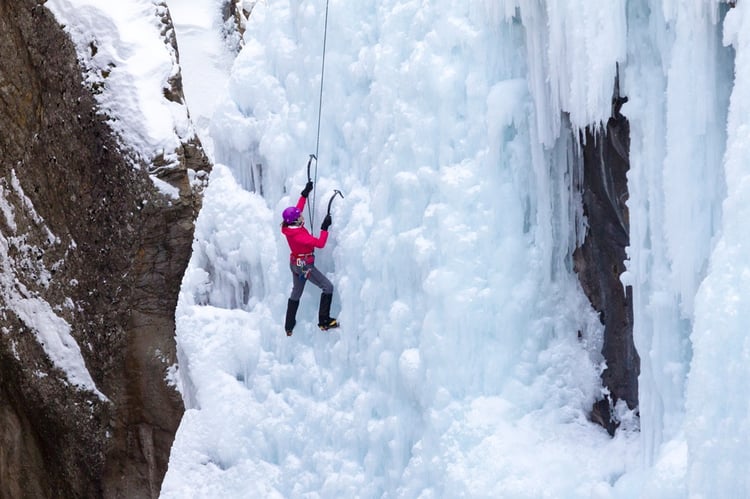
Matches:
[574,78,640,435]
[0,1,209,497]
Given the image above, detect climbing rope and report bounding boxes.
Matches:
[308,0,331,232]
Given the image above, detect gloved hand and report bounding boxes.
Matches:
[301,181,314,198]
[321,214,332,231]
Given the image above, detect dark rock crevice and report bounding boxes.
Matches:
[573,72,640,435]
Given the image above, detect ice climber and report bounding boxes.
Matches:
[281,180,338,336]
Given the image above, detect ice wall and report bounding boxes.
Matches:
[686,3,750,497]
[167,0,631,496]
[496,1,627,277]
[498,0,626,145]
[166,0,748,496]
[622,0,733,474]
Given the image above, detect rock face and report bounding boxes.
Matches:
[0,1,208,497]
[221,0,253,50]
[573,77,640,435]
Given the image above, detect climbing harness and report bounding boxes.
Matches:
[292,252,314,280]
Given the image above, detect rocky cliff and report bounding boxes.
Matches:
[0,1,209,497]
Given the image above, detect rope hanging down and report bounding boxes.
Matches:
[308,0,331,231]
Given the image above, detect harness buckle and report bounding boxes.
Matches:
[296,260,311,280]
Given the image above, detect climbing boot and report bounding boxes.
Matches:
[318,318,339,331]
[285,299,300,336]
[318,293,339,330]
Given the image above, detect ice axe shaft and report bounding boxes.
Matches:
[306,154,317,182]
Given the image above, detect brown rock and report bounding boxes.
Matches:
[0,1,209,497]
[573,71,639,435]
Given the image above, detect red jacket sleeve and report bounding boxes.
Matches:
[296,196,306,211]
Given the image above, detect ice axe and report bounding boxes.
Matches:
[304,154,317,223]
[327,189,343,216]
[306,154,317,183]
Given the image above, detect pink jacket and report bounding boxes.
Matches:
[282,196,328,263]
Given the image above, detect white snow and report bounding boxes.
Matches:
[40,0,750,497]
[45,0,195,171]
[166,0,235,159]
[0,171,105,399]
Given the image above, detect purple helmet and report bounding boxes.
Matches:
[282,206,301,224]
